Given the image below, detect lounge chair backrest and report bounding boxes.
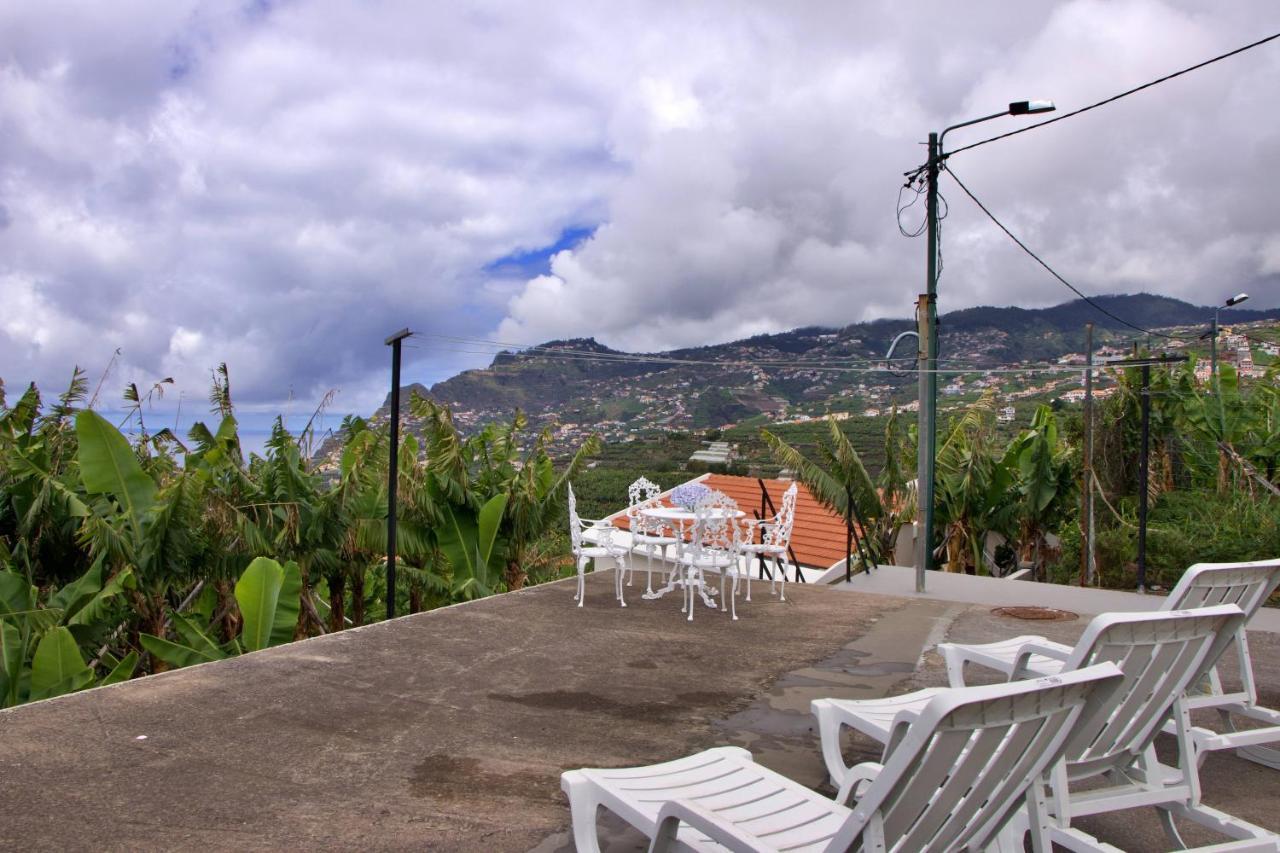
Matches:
[1165,560,1280,617]
[1059,605,1246,781]
[829,663,1124,852]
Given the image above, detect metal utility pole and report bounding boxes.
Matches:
[911,100,1055,593]
[1080,323,1095,586]
[385,327,412,619]
[914,132,940,592]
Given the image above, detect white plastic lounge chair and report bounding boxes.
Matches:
[738,481,798,602]
[941,559,1280,769]
[562,662,1124,853]
[626,477,678,595]
[815,606,1280,851]
[568,483,628,608]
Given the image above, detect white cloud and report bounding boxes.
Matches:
[0,0,1277,416]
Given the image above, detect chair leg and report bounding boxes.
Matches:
[645,545,654,595]
[576,557,586,607]
[778,554,788,601]
[730,572,739,620]
[561,772,604,853]
[616,558,627,607]
[744,559,751,602]
[720,568,727,611]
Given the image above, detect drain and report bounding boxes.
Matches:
[991,606,1078,621]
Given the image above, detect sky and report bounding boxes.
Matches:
[2,0,1279,427]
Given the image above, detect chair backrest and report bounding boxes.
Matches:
[764,481,799,548]
[567,483,584,553]
[1058,604,1246,781]
[1164,559,1280,619]
[627,477,664,536]
[828,663,1125,852]
[690,491,742,555]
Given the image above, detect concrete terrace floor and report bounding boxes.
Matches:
[0,572,1277,852]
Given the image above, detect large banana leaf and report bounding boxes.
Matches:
[75,410,156,541]
[170,612,226,660]
[437,494,508,594]
[0,621,24,707]
[99,651,139,686]
[140,632,227,668]
[28,626,94,701]
[48,561,103,618]
[234,557,301,651]
[67,568,136,627]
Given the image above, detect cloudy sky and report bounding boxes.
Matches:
[2,0,1278,423]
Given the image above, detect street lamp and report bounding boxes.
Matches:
[1208,292,1249,385]
[914,99,1055,593]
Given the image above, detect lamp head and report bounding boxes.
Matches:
[1225,293,1249,307]
[1009,100,1056,116]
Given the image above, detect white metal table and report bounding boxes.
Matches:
[638,505,744,610]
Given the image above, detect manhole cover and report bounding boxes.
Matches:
[991,606,1078,621]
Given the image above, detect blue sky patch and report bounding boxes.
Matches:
[484,225,595,278]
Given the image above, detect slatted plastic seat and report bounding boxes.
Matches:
[815,606,1280,851]
[562,663,1123,852]
[940,559,1280,769]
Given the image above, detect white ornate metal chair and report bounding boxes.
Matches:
[562,663,1125,853]
[567,483,628,608]
[816,606,1279,851]
[738,480,798,602]
[941,558,1280,770]
[625,477,678,596]
[678,490,746,621]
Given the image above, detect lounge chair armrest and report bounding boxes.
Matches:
[649,800,768,853]
[835,761,884,805]
[1011,641,1072,677]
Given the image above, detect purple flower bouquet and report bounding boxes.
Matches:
[670,482,711,511]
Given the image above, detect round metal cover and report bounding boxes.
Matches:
[991,606,1078,621]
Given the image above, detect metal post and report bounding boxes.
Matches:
[1210,309,1219,389]
[1080,323,1095,586]
[845,484,853,583]
[915,132,940,592]
[1137,363,1151,593]
[385,327,411,619]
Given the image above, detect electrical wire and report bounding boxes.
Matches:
[946,30,1280,158]
[944,165,1192,342]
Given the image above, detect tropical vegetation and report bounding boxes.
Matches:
[0,370,597,707]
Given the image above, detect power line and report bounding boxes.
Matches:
[946,30,1280,158]
[413,338,1181,377]
[944,166,1190,343]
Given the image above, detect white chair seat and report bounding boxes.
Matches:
[578,546,622,560]
[566,746,851,853]
[738,542,786,555]
[632,532,678,545]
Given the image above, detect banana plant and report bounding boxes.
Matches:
[0,562,138,707]
[140,557,302,668]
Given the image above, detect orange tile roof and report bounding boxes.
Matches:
[611,474,856,569]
